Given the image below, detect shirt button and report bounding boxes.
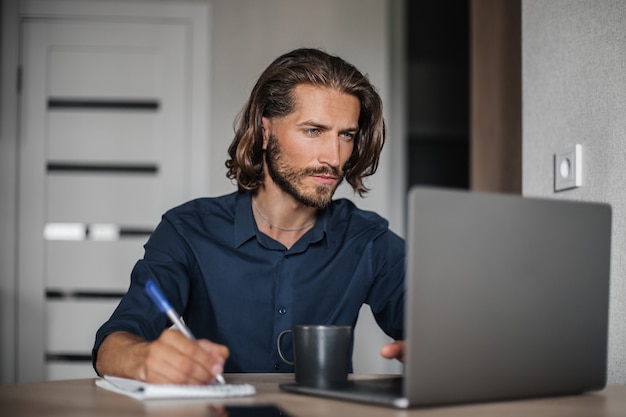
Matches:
[278,308,286,315]
[274,362,281,370]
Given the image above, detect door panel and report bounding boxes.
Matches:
[49,47,160,98]
[46,299,122,381]
[46,299,122,353]
[48,112,159,163]
[47,240,145,291]
[18,16,193,381]
[47,174,164,225]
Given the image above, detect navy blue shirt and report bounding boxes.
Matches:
[93,190,405,373]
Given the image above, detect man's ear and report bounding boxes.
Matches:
[261,117,271,149]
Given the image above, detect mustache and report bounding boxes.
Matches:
[302,166,342,178]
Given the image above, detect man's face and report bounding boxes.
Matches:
[262,84,360,208]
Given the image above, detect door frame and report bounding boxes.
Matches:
[0,0,20,385]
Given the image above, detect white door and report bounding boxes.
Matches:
[18,8,205,382]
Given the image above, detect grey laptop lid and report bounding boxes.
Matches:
[281,187,611,408]
[404,187,611,406]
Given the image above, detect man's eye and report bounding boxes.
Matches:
[305,128,320,136]
[340,132,355,141]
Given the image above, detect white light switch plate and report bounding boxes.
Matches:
[554,144,582,192]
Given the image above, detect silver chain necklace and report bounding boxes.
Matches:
[252,199,315,232]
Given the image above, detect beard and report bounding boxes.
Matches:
[265,134,344,209]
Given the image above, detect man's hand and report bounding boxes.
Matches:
[144,329,229,384]
[380,340,405,363]
[96,330,229,385]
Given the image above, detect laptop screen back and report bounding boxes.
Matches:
[404,187,611,406]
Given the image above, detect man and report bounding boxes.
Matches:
[93,48,405,385]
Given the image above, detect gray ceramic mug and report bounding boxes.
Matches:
[277,324,352,388]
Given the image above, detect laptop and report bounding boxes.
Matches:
[280,187,612,408]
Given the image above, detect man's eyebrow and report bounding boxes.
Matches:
[297,120,359,131]
[297,120,329,129]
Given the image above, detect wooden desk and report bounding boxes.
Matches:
[1,374,625,416]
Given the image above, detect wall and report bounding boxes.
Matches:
[522,0,626,384]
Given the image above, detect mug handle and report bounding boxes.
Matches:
[277,329,294,365]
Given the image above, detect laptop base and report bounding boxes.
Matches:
[280,377,409,409]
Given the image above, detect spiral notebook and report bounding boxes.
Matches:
[95,375,256,400]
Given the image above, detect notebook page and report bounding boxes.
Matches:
[96,375,256,400]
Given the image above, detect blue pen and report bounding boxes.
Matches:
[145,278,226,384]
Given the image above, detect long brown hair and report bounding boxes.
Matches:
[225,48,385,197]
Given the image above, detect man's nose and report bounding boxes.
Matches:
[318,136,342,167]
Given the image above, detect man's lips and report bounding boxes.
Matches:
[311,175,338,185]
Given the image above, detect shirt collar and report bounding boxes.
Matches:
[234,191,256,247]
[233,190,330,249]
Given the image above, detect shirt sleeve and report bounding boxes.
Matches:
[366,229,406,340]
[91,215,195,372]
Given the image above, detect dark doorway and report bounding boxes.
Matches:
[406,1,469,190]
